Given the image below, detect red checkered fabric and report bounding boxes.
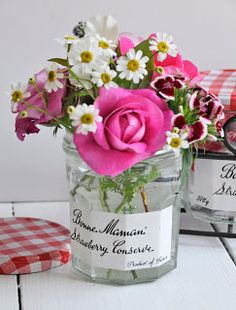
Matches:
[0,217,71,274]
[200,69,236,111]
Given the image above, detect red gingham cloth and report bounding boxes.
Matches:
[0,217,71,274]
[200,69,236,111]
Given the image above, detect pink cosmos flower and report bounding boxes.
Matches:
[74,87,173,176]
[15,68,66,141]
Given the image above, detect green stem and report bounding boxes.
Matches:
[68,68,95,100]
[114,199,128,214]
[71,175,95,197]
[31,80,48,110]
[99,189,110,212]
[139,186,149,212]
[21,99,73,132]
[106,269,112,279]
[131,270,138,280]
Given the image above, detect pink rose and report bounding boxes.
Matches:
[74,87,173,176]
[15,69,66,141]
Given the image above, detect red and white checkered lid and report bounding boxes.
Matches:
[0,217,71,274]
[200,69,236,111]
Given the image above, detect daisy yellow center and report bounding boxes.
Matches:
[80,51,93,63]
[80,113,94,124]
[11,90,23,102]
[127,59,140,72]
[170,137,181,148]
[99,40,109,49]
[101,73,111,84]
[48,70,57,82]
[157,41,169,53]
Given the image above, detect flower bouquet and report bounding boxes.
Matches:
[9,15,224,284]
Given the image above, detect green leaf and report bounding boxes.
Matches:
[99,177,121,193]
[113,75,133,89]
[134,39,153,69]
[138,71,153,89]
[181,149,193,188]
[114,166,159,213]
[134,39,154,89]
[48,58,69,67]
[63,90,88,107]
[52,124,61,136]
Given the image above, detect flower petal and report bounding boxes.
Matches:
[172,113,186,129]
[119,36,134,55]
[74,132,149,176]
[159,87,175,100]
[188,120,208,143]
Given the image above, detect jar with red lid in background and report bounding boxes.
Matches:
[184,69,236,223]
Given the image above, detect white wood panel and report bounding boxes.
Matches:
[13,201,70,229]
[0,203,19,310]
[214,223,236,263]
[0,276,18,310]
[0,203,13,217]
[18,205,236,310]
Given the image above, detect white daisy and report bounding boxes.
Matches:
[149,33,177,62]
[91,66,117,89]
[86,14,118,42]
[44,63,64,93]
[68,37,106,74]
[68,103,102,135]
[55,34,78,48]
[165,131,189,154]
[116,49,149,84]
[96,35,117,58]
[69,65,92,89]
[10,82,30,112]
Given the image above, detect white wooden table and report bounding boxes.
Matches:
[1,202,236,310]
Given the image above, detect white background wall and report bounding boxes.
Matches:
[0,0,235,202]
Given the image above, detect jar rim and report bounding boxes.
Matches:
[63,131,181,176]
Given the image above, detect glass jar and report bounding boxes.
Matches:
[183,109,236,224]
[183,151,236,223]
[63,132,183,285]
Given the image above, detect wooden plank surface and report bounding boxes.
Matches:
[214,223,236,264]
[13,201,70,229]
[0,203,19,310]
[0,203,13,217]
[14,202,236,310]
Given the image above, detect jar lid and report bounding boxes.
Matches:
[223,116,236,155]
[0,217,71,274]
[200,69,236,111]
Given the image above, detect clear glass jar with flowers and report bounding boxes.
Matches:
[9,14,224,284]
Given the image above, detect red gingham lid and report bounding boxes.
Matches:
[0,217,71,274]
[200,69,236,111]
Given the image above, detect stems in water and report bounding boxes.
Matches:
[140,186,149,212]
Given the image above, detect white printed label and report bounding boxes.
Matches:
[70,205,173,271]
[191,158,236,211]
